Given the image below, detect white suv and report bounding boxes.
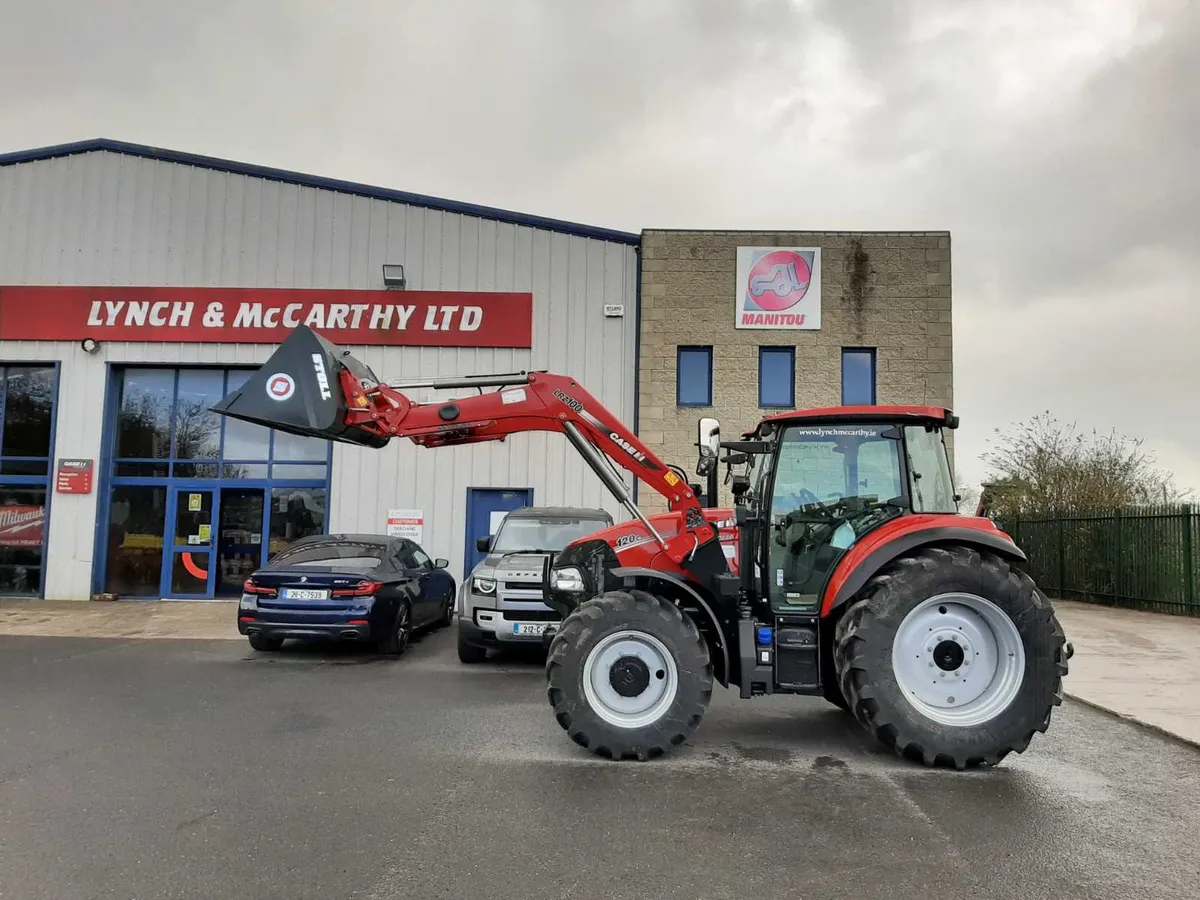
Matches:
[456,506,613,663]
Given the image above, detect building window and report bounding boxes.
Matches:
[100,366,330,599]
[842,348,876,406]
[758,347,795,408]
[676,346,713,407]
[0,364,58,597]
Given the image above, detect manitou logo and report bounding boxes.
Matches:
[609,432,647,463]
[735,247,821,331]
[311,353,332,400]
[749,260,808,300]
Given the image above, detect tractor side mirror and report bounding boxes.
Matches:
[476,536,492,553]
[697,417,720,459]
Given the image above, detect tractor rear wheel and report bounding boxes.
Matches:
[834,545,1069,769]
[545,589,713,761]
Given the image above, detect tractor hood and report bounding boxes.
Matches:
[208,325,389,449]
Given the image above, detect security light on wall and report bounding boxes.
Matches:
[382,264,406,289]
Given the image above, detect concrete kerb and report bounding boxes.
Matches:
[1049,596,1200,752]
[0,598,241,641]
[1063,691,1200,753]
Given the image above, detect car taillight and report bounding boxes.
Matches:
[332,580,383,598]
[243,578,278,597]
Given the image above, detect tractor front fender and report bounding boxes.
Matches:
[609,566,731,688]
[820,524,1028,618]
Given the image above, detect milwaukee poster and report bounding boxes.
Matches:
[734,247,822,330]
[0,286,534,348]
[0,505,45,547]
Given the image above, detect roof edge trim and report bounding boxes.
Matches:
[0,138,642,245]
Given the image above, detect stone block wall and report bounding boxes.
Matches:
[636,230,954,512]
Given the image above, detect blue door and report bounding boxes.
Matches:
[464,487,533,578]
[163,487,220,598]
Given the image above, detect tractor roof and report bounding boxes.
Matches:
[747,405,957,436]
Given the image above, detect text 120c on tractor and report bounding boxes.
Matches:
[212,325,1073,769]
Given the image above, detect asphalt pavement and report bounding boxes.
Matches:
[2,626,1198,900]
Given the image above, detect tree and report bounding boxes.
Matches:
[978,411,1192,519]
[955,483,982,515]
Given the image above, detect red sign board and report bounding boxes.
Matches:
[0,505,45,546]
[56,458,95,494]
[0,286,534,348]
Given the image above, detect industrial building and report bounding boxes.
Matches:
[0,138,952,601]
[635,228,954,513]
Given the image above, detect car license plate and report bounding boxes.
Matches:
[282,588,329,600]
[513,622,548,636]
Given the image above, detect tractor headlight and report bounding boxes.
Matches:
[551,566,586,592]
[471,574,496,595]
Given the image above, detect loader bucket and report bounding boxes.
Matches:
[209,325,390,449]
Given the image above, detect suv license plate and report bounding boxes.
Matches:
[513,622,547,636]
[282,588,329,600]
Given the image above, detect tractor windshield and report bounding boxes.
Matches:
[765,423,907,611]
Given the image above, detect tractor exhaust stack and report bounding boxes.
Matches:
[208,325,390,449]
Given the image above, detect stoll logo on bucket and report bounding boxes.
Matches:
[734,246,822,330]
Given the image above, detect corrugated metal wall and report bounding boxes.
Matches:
[0,150,639,598]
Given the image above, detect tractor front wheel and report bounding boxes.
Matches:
[834,545,1069,769]
[546,589,713,761]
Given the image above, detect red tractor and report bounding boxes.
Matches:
[213,326,1072,769]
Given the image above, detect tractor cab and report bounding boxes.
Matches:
[696,407,961,614]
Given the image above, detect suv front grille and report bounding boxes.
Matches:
[501,609,559,622]
[500,582,543,594]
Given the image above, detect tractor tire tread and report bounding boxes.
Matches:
[545,589,713,761]
[834,544,1069,770]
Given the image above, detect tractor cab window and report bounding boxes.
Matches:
[904,425,958,513]
[766,424,906,611]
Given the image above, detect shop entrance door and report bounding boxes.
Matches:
[165,488,219,598]
[215,488,267,597]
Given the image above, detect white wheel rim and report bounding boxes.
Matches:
[890,592,1026,727]
[581,630,679,729]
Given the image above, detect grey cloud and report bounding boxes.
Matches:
[1,0,1197,491]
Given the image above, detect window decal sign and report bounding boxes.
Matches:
[734,247,821,330]
[55,458,94,494]
[0,286,534,348]
[0,506,45,546]
[386,509,424,542]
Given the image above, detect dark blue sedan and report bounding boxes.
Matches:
[237,533,457,656]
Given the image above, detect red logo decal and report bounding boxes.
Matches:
[267,373,295,401]
[745,250,813,312]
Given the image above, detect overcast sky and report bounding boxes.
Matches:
[2,0,1196,495]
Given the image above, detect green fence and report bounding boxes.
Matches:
[998,504,1199,617]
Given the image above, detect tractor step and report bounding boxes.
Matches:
[736,614,823,698]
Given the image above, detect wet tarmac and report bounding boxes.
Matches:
[1,628,1197,899]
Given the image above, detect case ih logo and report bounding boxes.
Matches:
[609,432,647,463]
[735,247,822,330]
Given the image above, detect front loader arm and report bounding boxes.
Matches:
[209,325,714,566]
[340,369,712,563]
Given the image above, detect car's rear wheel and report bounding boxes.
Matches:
[248,633,283,652]
[437,596,455,629]
[377,602,412,657]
